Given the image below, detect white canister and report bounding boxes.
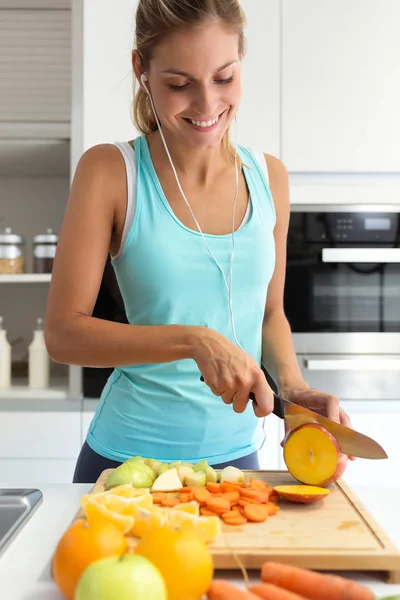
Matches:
[28,318,50,389]
[0,316,11,388]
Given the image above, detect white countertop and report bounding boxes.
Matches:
[1,482,400,600]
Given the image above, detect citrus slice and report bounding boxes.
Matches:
[84,497,134,534]
[166,510,221,543]
[131,506,166,538]
[81,490,151,513]
[171,501,200,516]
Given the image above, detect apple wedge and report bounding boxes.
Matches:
[151,468,182,492]
[283,423,348,487]
[274,485,330,504]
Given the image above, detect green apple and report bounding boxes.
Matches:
[176,465,195,485]
[193,460,208,473]
[75,554,167,600]
[125,460,157,482]
[158,463,170,475]
[186,471,206,487]
[144,458,162,474]
[205,466,218,483]
[105,463,154,490]
[219,466,245,484]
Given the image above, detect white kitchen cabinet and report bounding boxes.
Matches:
[0,459,76,485]
[235,0,280,156]
[341,404,400,486]
[282,0,400,172]
[258,414,283,470]
[0,411,81,458]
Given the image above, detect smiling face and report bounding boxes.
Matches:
[139,21,242,150]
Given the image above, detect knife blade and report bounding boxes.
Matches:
[253,366,388,460]
[267,392,387,459]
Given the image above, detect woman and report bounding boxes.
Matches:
[45,0,351,483]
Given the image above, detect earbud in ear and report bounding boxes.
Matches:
[141,73,148,83]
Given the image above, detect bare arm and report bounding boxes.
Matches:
[261,155,307,393]
[45,144,197,367]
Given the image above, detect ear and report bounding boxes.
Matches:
[131,50,146,88]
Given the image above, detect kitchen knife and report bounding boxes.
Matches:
[200,368,388,460]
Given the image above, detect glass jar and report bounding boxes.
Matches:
[33,228,58,273]
[0,227,25,274]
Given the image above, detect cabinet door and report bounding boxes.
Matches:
[258,414,282,470]
[0,459,76,485]
[282,0,400,172]
[340,408,400,485]
[0,412,81,458]
[236,0,280,156]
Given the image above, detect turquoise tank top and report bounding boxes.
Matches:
[86,135,276,464]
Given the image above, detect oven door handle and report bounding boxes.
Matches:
[305,358,400,371]
[322,248,400,263]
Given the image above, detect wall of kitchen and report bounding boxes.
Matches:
[0,0,399,486]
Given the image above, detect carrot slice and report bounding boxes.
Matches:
[240,488,270,503]
[261,562,375,600]
[206,482,221,493]
[249,478,270,492]
[266,501,280,516]
[206,496,231,515]
[223,514,248,526]
[160,496,181,508]
[239,497,261,506]
[200,507,218,517]
[268,491,280,504]
[193,487,212,506]
[220,482,243,493]
[249,583,307,599]
[151,492,168,504]
[179,486,193,493]
[207,580,260,599]
[243,503,269,523]
[179,492,192,503]
[221,509,241,519]
[222,491,240,505]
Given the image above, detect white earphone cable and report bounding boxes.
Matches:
[141,74,267,449]
[142,74,243,349]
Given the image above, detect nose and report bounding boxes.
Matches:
[192,83,218,118]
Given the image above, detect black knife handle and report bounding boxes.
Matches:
[200,372,285,420]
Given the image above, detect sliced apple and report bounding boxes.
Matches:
[176,465,195,485]
[186,471,207,487]
[151,468,182,492]
[274,484,330,504]
[283,423,348,487]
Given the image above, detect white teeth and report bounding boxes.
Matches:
[190,115,219,128]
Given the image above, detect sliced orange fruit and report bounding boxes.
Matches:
[84,497,134,534]
[166,510,221,543]
[131,506,166,538]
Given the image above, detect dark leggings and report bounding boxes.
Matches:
[73,440,259,483]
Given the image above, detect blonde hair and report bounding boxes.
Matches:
[133,0,246,164]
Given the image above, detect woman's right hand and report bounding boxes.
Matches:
[191,327,274,418]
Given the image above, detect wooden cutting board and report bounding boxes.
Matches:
[76,469,400,583]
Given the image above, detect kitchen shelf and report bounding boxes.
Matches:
[0,274,51,283]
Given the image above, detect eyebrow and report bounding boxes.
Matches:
[160,60,238,77]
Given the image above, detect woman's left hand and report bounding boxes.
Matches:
[280,385,356,461]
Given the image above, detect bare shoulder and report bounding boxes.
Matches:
[263,153,289,184]
[76,143,125,183]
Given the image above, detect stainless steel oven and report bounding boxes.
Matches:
[284,206,400,401]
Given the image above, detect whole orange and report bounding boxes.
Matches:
[51,518,128,600]
[135,525,213,600]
